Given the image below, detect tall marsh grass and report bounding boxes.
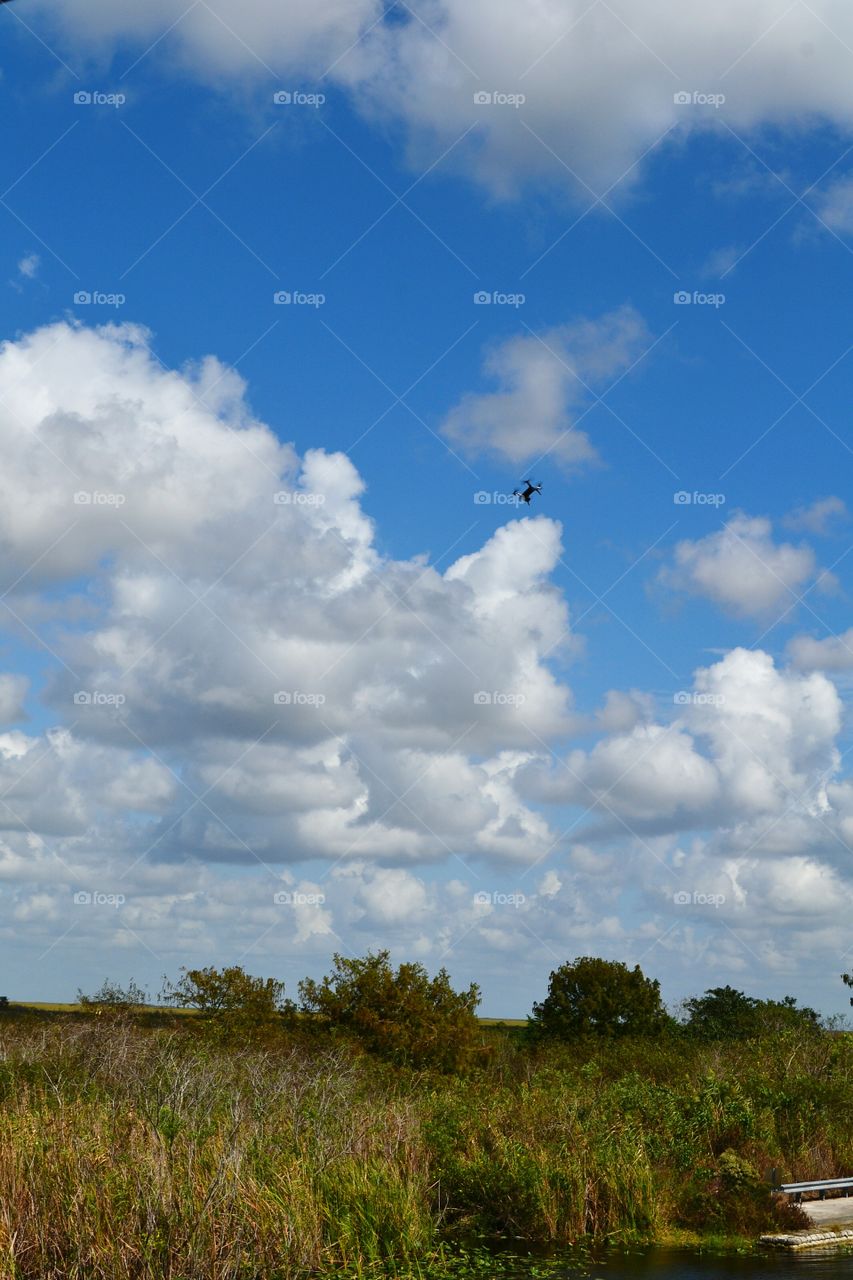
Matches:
[0,1014,848,1278]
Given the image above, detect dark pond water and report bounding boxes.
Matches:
[543,1246,853,1279]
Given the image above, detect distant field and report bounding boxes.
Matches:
[4,1001,195,1015]
[11,1002,84,1012]
[7,1002,527,1024]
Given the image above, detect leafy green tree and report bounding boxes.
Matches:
[683,986,820,1040]
[843,971,853,1005]
[161,965,293,1043]
[769,994,821,1032]
[529,956,670,1039]
[299,950,483,1071]
[683,986,758,1039]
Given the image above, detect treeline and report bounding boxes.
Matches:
[61,951,844,1073]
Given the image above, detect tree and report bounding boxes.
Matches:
[529,956,669,1040]
[299,950,483,1071]
[683,986,759,1040]
[843,971,853,1006]
[78,977,149,1013]
[160,965,293,1043]
[683,986,821,1040]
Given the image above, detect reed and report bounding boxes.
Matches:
[0,1014,848,1278]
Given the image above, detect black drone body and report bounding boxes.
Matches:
[513,480,543,505]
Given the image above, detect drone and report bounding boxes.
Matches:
[512,479,543,506]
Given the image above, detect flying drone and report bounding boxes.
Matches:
[512,480,543,506]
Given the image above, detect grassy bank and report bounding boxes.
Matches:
[0,1014,849,1278]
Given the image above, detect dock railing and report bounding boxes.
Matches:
[773,1176,853,1202]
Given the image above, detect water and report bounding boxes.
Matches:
[546,1246,853,1279]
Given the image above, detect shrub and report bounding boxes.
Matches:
[683,987,821,1040]
[299,950,483,1071]
[160,965,294,1044]
[529,957,671,1040]
[675,1148,810,1236]
[77,977,149,1014]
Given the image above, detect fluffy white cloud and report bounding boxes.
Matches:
[563,723,720,824]
[34,0,383,78]
[0,321,576,875]
[783,495,847,535]
[30,0,853,195]
[788,628,853,672]
[439,307,650,468]
[521,648,842,837]
[813,177,853,233]
[659,513,819,617]
[594,688,656,735]
[350,865,429,925]
[685,648,841,816]
[3,321,853,1013]
[0,675,28,725]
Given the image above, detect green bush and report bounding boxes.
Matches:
[160,964,294,1045]
[299,950,484,1071]
[529,957,673,1040]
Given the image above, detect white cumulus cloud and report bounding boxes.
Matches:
[660,513,819,617]
[29,0,853,197]
[439,306,650,468]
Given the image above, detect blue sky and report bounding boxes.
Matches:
[2,0,853,1017]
